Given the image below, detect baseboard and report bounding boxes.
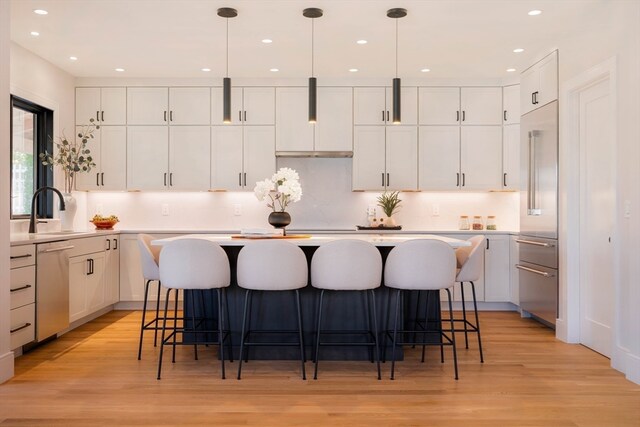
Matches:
[0,350,15,384]
[624,352,640,385]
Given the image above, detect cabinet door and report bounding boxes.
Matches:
[418,126,460,191]
[520,66,538,116]
[537,52,558,107]
[100,87,127,125]
[169,87,211,125]
[509,236,520,305]
[169,126,211,190]
[106,237,120,305]
[243,126,276,190]
[385,86,418,125]
[100,126,127,190]
[211,87,243,125]
[275,87,314,152]
[86,252,107,313]
[503,85,520,124]
[127,87,168,125]
[353,126,386,191]
[418,87,460,125]
[385,126,418,190]
[211,126,243,190]
[460,126,503,190]
[502,124,520,190]
[69,256,88,322]
[354,88,386,125]
[315,87,353,151]
[127,126,169,190]
[75,126,101,191]
[242,87,275,125]
[76,87,101,126]
[461,87,502,125]
[484,236,511,302]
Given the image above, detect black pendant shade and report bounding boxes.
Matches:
[308,77,317,123]
[218,7,237,124]
[304,7,323,123]
[387,8,407,124]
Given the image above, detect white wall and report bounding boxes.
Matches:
[0,0,14,384]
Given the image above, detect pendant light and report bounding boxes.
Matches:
[217,7,237,124]
[303,8,323,123]
[387,8,407,124]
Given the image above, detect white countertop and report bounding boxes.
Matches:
[151,233,472,248]
[9,230,117,246]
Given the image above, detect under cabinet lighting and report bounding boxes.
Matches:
[270,68,279,72]
[349,68,358,72]
[513,48,524,53]
[357,40,368,44]
[420,68,430,72]
[69,56,78,61]
[30,31,40,36]
[506,68,516,72]
[201,68,211,72]
[115,68,125,72]
[33,9,48,15]
[528,10,542,16]
[262,39,273,44]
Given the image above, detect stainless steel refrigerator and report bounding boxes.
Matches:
[517,100,558,327]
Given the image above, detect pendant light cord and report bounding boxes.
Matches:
[311,18,315,77]
[226,18,229,77]
[395,18,398,78]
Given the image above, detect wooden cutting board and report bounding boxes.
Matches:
[231,234,312,239]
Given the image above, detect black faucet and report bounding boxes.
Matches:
[29,186,66,234]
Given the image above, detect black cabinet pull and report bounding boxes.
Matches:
[382,111,385,122]
[462,111,466,121]
[456,173,460,187]
[114,239,118,250]
[386,111,390,122]
[10,284,32,293]
[163,111,167,121]
[163,173,167,186]
[503,172,507,187]
[96,111,100,121]
[462,173,466,187]
[87,259,93,275]
[170,173,173,186]
[170,111,174,122]
[535,91,539,104]
[243,173,247,186]
[486,239,490,250]
[531,92,535,105]
[456,111,460,122]
[239,110,242,121]
[10,254,32,260]
[239,172,242,187]
[106,239,111,251]
[101,173,104,186]
[10,323,31,334]
[381,173,385,186]
[101,111,104,122]
[386,173,390,187]
[504,110,507,121]
[96,173,100,186]
[243,111,247,122]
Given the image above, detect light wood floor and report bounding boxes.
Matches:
[0,311,638,426]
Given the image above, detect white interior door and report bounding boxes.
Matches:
[579,78,614,358]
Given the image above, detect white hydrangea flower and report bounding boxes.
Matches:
[254,178,274,201]
[255,168,302,211]
[272,167,299,184]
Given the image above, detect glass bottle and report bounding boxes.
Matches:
[486,215,497,230]
[459,215,470,230]
[472,216,484,231]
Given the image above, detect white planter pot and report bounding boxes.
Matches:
[60,193,77,231]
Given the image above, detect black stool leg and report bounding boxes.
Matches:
[363,290,373,363]
[157,288,172,380]
[295,289,306,380]
[244,290,255,363]
[421,291,431,363]
[138,279,151,360]
[154,281,161,346]
[471,281,484,363]
[390,289,402,380]
[412,290,422,348]
[313,289,325,379]
[446,288,459,380]
[172,289,179,363]
[237,289,250,380]
[224,288,234,363]
[217,289,226,379]
[460,282,470,349]
[370,290,381,380]
[190,290,198,360]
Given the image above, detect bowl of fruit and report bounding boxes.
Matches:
[90,214,119,230]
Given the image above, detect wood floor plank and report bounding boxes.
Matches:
[0,311,638,426]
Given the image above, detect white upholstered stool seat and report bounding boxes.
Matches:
[310,239,383,379]
[137,234,163,360]
[236,241,308,380]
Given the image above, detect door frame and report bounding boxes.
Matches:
[558,57,618,354]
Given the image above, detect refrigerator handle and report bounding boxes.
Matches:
[528,131,542,216]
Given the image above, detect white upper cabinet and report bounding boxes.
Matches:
[168,87,210,125]
[418,87,460,125]
[127,87,169,125]
[460,126,503,190]
[168,126,211,190]
[354,88,386,125]
[502,124,520,191]
[211,87,243,125]
[461,87,502,125]
[76,126,127,191]
[127,126,169,190]
[353,126,386,190]
[418,126,461,191]
[315,87,353,151]
[76,87,126,125]
[75,126,102,191]
[242,88,275,125]
[275,87,314,152]
[503,85,520,124]
[243,126,276,188]
[211,126,243,190]
[385,126,418,190]
[521,51,558,115]
[385,86,418,125]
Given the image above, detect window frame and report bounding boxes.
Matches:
[10,95,54,219]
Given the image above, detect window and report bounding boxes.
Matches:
[10,96,53,219]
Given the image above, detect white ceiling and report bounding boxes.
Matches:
[10,0,607,79]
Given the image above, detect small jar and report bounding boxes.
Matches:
[486,216,497,230]
[472,216,484,230]
[459,215,470,230]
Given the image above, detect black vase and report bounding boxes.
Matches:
[268,211,291,235]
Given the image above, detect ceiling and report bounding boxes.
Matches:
[10,0,608,79]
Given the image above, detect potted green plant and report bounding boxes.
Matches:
[377,191,402,227]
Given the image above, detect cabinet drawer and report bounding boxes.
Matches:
[10,266,36,309]
[10,245,36,269]
[10,303,35,350]
[66,236,109,258]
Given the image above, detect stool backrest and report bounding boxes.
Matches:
[237,241,308,291]
[137,234,161,281]
[159,239,230,290]
[311,239,382,290]
[455,235,485,282]
[384,239,456,290]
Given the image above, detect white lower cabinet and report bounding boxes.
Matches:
[509,235,520,305]
[484,235,511,302]
[10,246,36,349]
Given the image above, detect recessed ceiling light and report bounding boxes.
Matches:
[506,68,516,72]
[349,68,358,72]
[356,40,367,45]
[513,48,524,53]
[33,9,48,15]
[420,68,431,73]
[115,68,125,72]
[201,68,211,72]
[528,9,542,16]
[262,39,273,44]
[30,31,40,36]
[69,56,78,61]
[270,68,279,72]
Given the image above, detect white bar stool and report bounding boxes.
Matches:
[311,239,382,380]
[236,241,308,380]
[384,239,459,380]
[137,234,163,360]
[157,239,232,379]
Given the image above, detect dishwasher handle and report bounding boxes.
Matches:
[41,245,75,253]
[516,264,554,277]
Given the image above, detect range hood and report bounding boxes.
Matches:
[276,151,353,158]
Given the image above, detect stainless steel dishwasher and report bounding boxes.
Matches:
[36,240,74,341]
